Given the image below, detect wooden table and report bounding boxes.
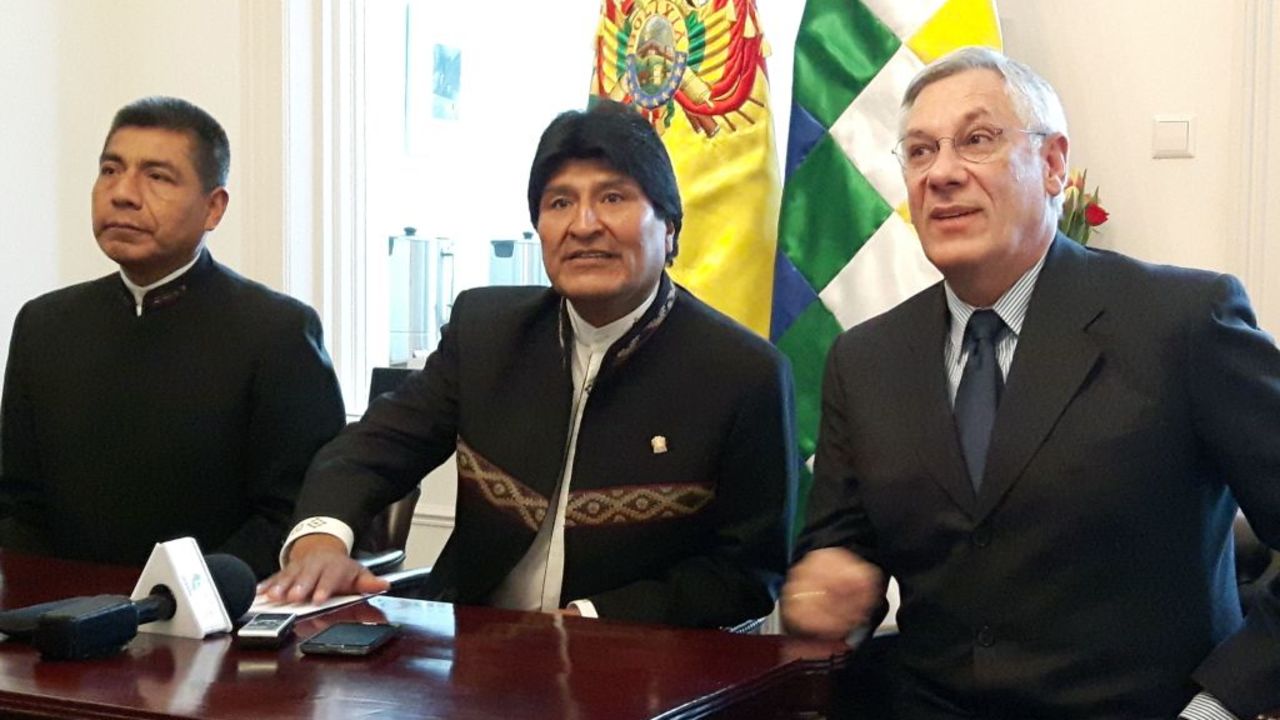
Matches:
[0,551,849,719]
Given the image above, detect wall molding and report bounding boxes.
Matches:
[412,505,457,529]
[1239,0,1276,331]
[238,1,287,290]
[407,503,455,568]
[273,0,370,409]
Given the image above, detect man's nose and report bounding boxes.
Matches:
[569,203,602,235]
[925,141,967,189]
[109,172,143,208]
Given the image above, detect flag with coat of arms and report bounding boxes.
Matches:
[771,0,1003,509]
[590,0,781,339]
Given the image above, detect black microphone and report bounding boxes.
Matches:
[134,585,177,625]
[204,553,257,620]
[33,553,256,661]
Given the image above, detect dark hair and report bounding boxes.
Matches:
[105,96,230,192]
[527,99,683,261]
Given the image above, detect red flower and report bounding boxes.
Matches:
[1084,203,1109,227]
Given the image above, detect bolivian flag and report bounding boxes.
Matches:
[592,0,781,338]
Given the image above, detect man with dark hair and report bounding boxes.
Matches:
[0,96,345,578]
[107,95,231,192]
[525,99,683,262]
[264,100,795,628]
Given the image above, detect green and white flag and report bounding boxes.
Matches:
[770,0,1003,508]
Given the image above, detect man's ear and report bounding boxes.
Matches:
[204,187,229,232]
[1042,133,1070,196]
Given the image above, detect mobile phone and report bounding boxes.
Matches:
[299,621,398,656]
[235,612,297,649]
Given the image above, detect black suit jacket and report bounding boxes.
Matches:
[0,250,346,577]
[296,274,797,627]
[802,236,1280,718]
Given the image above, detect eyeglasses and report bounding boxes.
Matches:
[892,126,1048,174]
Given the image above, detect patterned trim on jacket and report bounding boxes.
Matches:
[456,439,548,532]
[456,438,714,530]
[564,483,713,527]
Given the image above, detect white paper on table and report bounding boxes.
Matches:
[242,593,369,622]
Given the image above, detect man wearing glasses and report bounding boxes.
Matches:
[782,47,1280,719]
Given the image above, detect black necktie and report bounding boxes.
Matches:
[955,310,1005,491]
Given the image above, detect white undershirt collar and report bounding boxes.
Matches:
[119,251,203,317]
[565,283,660,354]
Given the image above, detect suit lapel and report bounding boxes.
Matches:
[898,286,979,516]
[976,236,1104,521]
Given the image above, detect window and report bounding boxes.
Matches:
[359,0,597,396]
[283,0,800,411]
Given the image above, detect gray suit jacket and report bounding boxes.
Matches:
[802,236,1280,719]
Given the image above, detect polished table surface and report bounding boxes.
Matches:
[0,551,849,719]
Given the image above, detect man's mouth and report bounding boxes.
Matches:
[931,207,981,221]
[102,222,149,233]
[566,250,615,261]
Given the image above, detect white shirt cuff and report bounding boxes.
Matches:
[1181,692,1239,720]
[567,599,598,618]
[279,516,355,568]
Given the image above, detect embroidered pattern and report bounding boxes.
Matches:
[456,440,548,532]
[564,483,713,527]
[614,280,676,364]
[457,441,713,530]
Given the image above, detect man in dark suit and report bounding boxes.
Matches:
[261,100,796,628]
[0,97,346,578]
[781,48,1280,719]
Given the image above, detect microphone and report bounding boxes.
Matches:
[135,553,256,623]
[34,553,255,661]
[203,553,257,619]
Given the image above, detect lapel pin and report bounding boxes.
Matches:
[651,435,668,454]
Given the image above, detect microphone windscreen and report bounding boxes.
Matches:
[203,554,256,620]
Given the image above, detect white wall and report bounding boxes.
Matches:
[0,0,262,372]
[0,2,61,365]
[51,1,251,280]
[1263,4,1280,330]
[1002,1,1243,272]
[1000,0,1279,333]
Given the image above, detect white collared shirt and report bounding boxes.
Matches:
[489,284,660,615]
[942,247,1049,405]
[119,251,202,317]
[281,283,661,619]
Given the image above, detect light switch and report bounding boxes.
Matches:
[1153,115,1194,159]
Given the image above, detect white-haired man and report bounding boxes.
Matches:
[783,47,1279,719]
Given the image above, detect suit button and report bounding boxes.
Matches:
[976,625,995,647]
[972,525,991,548]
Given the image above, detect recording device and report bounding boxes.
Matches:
[132,537,252,640]
[33,552,256,661]
[299,622,398,657]
[235,612,297,649]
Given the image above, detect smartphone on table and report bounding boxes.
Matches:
[299,621,398,656]
[235,612,297,649]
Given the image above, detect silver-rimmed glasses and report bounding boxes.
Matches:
[892,126,1048,174]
